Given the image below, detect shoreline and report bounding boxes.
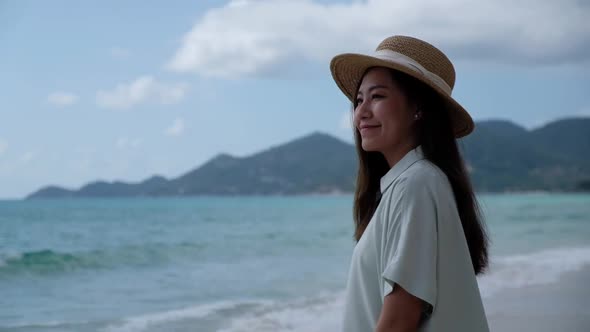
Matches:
[485,265,590,332]
[13,190,590,201]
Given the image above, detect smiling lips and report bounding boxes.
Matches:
[359,124,381,134]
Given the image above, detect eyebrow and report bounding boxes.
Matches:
[357,84,388,96]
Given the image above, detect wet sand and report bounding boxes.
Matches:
[485,265,590,332]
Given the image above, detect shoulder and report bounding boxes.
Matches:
[394,159,450,198]
[378,160,448,232]
[378,159,450,219]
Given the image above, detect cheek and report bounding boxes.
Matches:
[380,108,412,137]
[375,104,400,127]
[352,110,360,127]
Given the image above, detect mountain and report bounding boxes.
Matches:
[160,132,356,195]
[476,120,528,139]
[528,118,590,164]
[30,175,170,198]
[28,132,356,198]
[459,119,581,191]
[461,118,590,191]
[29,186,75,198]
[26,118,590,198]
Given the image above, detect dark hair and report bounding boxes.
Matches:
[352,68,489,275]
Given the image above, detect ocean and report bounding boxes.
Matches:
[1,193,589,331]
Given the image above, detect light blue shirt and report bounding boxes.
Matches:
[342,146,489,331]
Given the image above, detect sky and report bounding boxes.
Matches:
[0,0,589,199]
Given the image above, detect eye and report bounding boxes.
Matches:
[371,94,384,100]
[355,97,363,105]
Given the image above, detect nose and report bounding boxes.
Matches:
[353,100,370,128]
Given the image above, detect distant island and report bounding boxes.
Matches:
[27,117,590,199]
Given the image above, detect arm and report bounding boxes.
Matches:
[378,174,440,331]
[375,284,423,332]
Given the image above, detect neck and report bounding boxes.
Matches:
[382,140,418,168]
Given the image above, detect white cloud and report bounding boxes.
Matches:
[340,111,352,130]
[110,47,131,59]
[167,0,590,78]
[0,139,7,156]
[47,92,79,106]
[116,137,142,149]
[96,75,188,110]
[165,118,186,136]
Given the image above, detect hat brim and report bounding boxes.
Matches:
[330,53,474,138]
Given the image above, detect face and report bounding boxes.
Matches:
[353,67,417,163]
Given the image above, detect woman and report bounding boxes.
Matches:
[330,36,490,331]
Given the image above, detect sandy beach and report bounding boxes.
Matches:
[485,265,590,332]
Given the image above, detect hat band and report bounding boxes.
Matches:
[373,49,452,95]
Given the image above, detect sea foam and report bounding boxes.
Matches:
[102,246,590,332]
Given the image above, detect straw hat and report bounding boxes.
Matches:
[330,35,473,138]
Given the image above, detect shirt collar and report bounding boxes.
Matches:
[380,146,425,194]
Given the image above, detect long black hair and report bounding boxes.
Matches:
[352,68,489,274]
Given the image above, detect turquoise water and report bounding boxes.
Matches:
[0,194,589,331]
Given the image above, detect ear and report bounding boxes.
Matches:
[414,106,423,120]
[413,100,426,119]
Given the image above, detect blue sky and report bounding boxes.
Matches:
[0,0,589,199]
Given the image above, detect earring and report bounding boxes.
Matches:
[414,113,420,120]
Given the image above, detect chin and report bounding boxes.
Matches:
[361,139,381,152]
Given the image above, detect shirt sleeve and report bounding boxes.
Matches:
[380,175,439,310]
